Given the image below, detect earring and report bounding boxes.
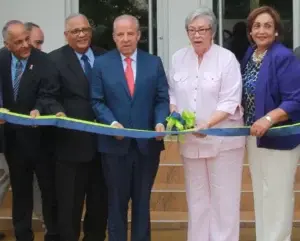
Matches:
[275,33,278,36]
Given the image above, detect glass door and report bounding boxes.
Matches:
[213,0,293,59]
[79,0,157,54]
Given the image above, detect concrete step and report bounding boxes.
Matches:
[148,191,300,212]
[3,175,300,212]
[160,141,182,164]
[0,208,299,231]
[154,165,300,187]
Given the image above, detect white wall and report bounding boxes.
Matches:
[0,0,78,53]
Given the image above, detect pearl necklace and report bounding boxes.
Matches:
[252,49,267,63]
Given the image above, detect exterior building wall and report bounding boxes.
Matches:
[0,0,78,53]
[0,0,299,67]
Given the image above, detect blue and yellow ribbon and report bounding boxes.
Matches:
[0,109,300,138]
[166,111,196,141]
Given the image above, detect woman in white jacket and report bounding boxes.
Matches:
[168,7,245,241]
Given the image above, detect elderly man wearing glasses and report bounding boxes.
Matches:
[48,13,107,241]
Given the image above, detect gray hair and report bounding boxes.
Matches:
[2,20,23,40]
[24,22,40,32]
[113,15,140,32]
[65,13,90,30]
[185,7,217,36]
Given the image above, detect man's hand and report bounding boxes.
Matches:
[30,109,40,128]
[0,108,9,124]
[30,109,40,118]
[112,122,124,140]
[155,123,165,141]
[193,122,209,138]
[56,112,66,117]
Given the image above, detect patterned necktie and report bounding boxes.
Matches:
[125,57,134,96]
[13,60,23,100]
[81,54,92,82]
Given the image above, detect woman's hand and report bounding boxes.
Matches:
[170,104,177,113]
[250,117,272,137]
[193,122,209,138]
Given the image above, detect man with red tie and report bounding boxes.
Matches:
[90,14,169,241]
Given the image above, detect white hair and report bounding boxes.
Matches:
[2,20,23,41]
[65,13,89,30]
[185,7,217,36]
[113,14,140,32]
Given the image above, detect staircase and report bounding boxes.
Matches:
[0,140,300,231]
[151,140,300,229]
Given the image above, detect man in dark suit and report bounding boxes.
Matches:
[48,13,107,241]
[24,22,44,51]
[0,20,63,241]
[0,22,47,228]
[91,14,169,241]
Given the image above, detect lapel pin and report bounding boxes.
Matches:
[29,64,33,70]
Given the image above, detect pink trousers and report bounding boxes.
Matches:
[183,147,244,241]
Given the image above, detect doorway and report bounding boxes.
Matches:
[213,0,295,55]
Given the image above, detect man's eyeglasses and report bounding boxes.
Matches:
[67,27,92,36]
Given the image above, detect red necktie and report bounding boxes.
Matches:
[125,57,134,96]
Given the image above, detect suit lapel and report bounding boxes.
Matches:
[1,51,14,105]
[63,46,89,96]
[254,48,271,120]
[241,46,254,72]
[132,50,144,103]
[112,49,146,101]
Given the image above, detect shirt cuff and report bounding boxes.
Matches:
[216,103,243,120]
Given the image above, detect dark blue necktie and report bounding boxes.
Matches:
[81,54,92,81]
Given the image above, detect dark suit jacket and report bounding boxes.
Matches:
[91,49,170,156]
[242,42,300,150]
[48,45,106,162]
[0,47,63,158]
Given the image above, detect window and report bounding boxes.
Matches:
[213,0,293,49]
[79,0,157,54]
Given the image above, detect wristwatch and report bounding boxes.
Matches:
[264,115,273,125]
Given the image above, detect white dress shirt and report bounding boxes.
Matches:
[75,47,95,69]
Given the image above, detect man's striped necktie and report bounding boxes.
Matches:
[13,60,23,100]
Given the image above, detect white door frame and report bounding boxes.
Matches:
[293,0,300,49]
[156,0,170,70]
[157,0,203,71]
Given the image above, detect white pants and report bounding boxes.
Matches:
[183,147,244,241]
[247,137,300,241]
[0,153,43,220]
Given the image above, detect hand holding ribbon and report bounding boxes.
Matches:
[0,108,9,124]
[166,111,196,141]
